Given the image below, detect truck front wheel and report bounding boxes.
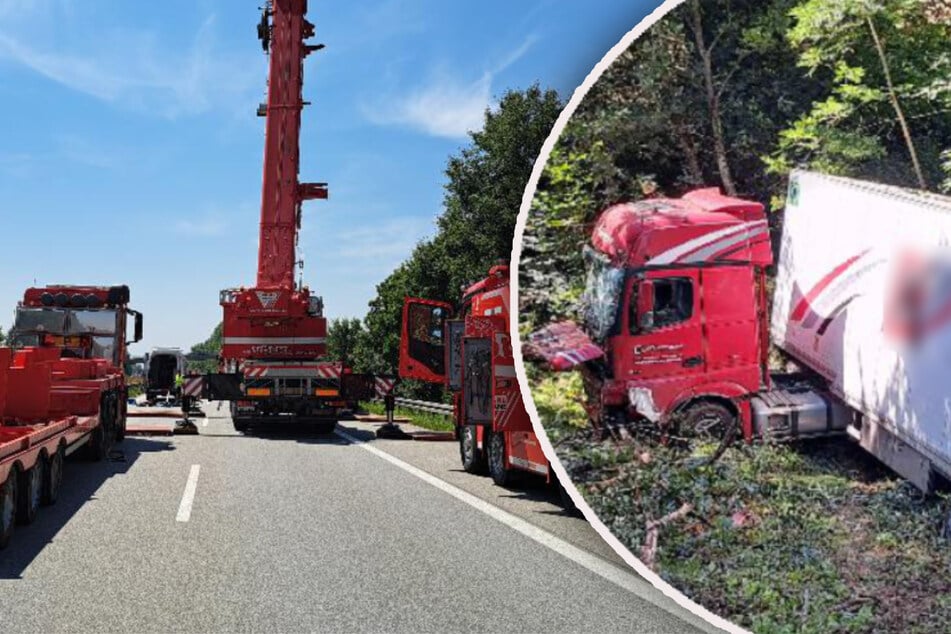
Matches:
[487,431,512,487]
[677,401,737,455]
[459,425,487,475]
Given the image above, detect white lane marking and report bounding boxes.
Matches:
[333,430,668,603]
[176,465,201,522]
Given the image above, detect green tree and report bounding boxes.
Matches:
[357,85,562,396]
[327,318,364,366]
[767,0,951,192]
[187,322,223,373]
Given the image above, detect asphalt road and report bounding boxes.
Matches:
[0,403,721,633]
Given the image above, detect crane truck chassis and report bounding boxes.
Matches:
[1,284,143,548]
[527,170,951,494]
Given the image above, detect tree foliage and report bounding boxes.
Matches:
[352,86,562,397]
[522,0,951,329]
[326,318,364,366]
[187,322,222,373]
[767,0,951,193]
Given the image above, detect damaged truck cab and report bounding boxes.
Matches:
[530,188,773,438]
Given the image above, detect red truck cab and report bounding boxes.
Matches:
[527,190,773,439]
[0,285,143,547]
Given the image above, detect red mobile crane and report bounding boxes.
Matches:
[200,1,375,432]
[0,285,143,547]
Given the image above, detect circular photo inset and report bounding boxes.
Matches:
[514,1,951,633]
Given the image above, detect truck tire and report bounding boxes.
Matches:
[16,462,43,525]
[44,447,64,505]
[677,401,737,457]
[487,431,512,487]
[115,418,126,443]
[459,425,486,474]
[0,472,16,548]
[233,418,249,433]
[115,390,127,443]
[85,424,108,461]
[315,421,336,435]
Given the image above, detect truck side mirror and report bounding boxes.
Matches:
[637,280,655,330]
[129,310,143,344]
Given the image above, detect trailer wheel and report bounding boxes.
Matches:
[459,425,486,474]
[0,472,16,548]
[44,447,64,505]
[16,462,43,525]
[487,431,512,487]
[85,424,108,462]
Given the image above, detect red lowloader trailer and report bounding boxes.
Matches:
[400,265,573,504]
[198,1,377,430]
[1,284,143,547]
[527,170,951,493]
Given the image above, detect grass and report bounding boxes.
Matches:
[532,370,951,634]
[363,401,454,433]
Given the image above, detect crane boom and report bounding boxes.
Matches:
[257,0,327,289]
[218,0,328,363]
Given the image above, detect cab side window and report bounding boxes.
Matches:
[630,277,694,333]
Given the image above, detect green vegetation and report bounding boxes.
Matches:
[522,2,951,632]
[350,85,562,399]
[535,372,951,634]
[362,401,454,433]
[186,322,222,373]
[520,0,951,331]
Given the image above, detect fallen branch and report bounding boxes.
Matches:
[640,502,694,569]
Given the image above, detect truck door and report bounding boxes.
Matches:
[399,298,453,384]
[613,269,705,388]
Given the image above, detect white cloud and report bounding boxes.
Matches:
[0,13,261,119]
[364,71,493,139]
[362,35,537,139]
[173,214,229,238]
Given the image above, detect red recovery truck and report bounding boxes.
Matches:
[400,265,561,491]
[527,170,951,493]
[1,285,143,547]
[197,1,376,431]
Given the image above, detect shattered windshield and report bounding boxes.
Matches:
[581,245,625,341]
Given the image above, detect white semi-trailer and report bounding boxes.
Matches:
[772,170,951,491]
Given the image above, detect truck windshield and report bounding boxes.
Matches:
[13,308,118,338]
[581,245,624,341]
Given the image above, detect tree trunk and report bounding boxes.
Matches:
[689,0,737,195]
[675,123,704,185]
[867,16,927,190]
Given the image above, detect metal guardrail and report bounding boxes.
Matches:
[387,397,453,416]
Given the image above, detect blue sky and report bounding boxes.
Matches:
[0,0,657,356]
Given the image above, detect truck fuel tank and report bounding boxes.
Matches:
[751,386,851,439]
